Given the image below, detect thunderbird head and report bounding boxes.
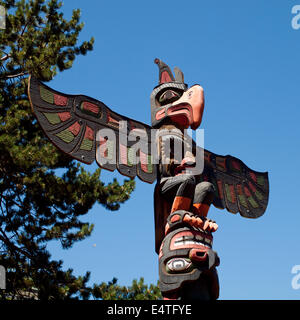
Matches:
[150,58,205,130]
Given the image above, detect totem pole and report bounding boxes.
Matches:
[28,59,269,300]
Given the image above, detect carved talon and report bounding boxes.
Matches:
[200,217,218,232]
[166,211,218,236]
[181,212,218,233]
[203,219,210,231]
[212,222,218,232]
[196,217,204,228]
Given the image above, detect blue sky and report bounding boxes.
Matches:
[46,0,300,299]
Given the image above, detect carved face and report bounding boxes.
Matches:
[150,83,205,130]
[158,226,219,295]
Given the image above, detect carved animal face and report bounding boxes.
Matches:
[151,59,205,130]
[150,83,205,130]
[158,226,219,296]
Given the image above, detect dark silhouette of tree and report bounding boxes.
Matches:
[0,0,159,300]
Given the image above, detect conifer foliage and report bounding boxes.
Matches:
[0,0,159,300]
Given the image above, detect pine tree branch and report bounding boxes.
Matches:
[17,20,32,52]
[0,229,32,261]
[19,21,29,39]
[0,54,11,62]
[0,71,29,79]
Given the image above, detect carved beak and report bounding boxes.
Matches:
[168,85,205,130]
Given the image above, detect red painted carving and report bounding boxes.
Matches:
[83,101,99,114]
[249,171,257,183]
[58,112,71,122]
[140,151,148,173]
[244,186,251,197]
[84,126,94,140]
[232,160,241,170]
[217,180,224,199]
[68,122,81,136]
[161,71,172,83]
[107,112,119,127]
[170,230,212,251]
[229,185,236,203]
[248,181,256,193]
[54,94,68,106]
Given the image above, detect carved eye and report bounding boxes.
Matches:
[158,90,181,105]
[166,258,192,273]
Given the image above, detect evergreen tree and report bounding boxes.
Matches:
[93,278,162,300]
[0,0,156,300]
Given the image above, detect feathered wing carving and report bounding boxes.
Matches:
[153,141,269,252]
[28,76,269,219]
[198,148,269,219]
[28,76,157,184]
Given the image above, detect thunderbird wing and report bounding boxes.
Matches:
[198,148,269,218]
[28,76,156,184]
